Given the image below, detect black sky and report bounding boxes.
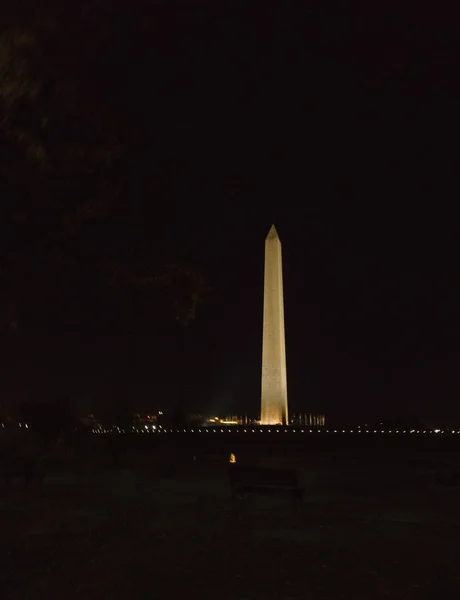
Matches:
[2,1,460,424]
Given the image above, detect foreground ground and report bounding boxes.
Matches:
[1,443,460,599]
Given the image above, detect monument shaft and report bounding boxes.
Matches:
[260,225,288,425]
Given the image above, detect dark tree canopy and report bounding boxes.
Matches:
[1,3,211,335]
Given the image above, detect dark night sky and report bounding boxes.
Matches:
[2,1,460,424]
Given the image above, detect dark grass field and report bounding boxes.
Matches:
[1,438,460,599]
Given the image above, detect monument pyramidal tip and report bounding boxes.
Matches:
[260,224,289,425]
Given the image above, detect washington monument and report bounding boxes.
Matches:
[260,224,288,425]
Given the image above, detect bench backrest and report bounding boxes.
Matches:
[229,465,298,488]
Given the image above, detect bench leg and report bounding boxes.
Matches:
[292,490,303,513]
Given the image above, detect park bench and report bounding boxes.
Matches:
[0,452,46,491]
[228,465,303,510]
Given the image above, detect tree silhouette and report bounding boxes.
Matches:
[1,10,209,333]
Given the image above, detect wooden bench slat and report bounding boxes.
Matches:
[228,465,303,508]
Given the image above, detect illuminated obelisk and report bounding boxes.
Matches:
[260,224,288,425]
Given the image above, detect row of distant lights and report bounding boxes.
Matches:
[91,426,460,435]
[4,422,456,436]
